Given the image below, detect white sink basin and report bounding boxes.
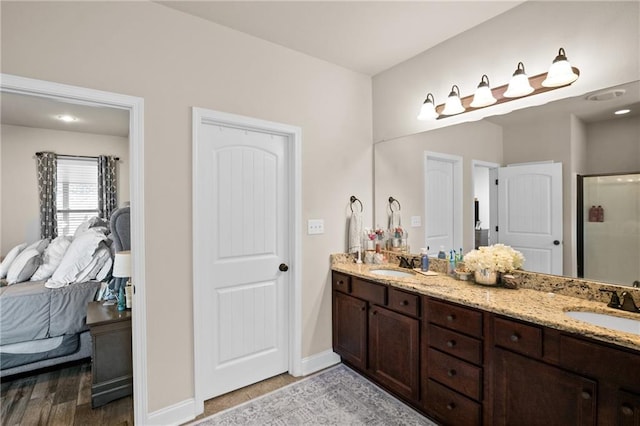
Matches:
[565,311,640,335]
[369,269,415,278]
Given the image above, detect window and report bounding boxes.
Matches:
[56,157,99,236]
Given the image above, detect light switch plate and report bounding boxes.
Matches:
[307,219,324,235]
[411,216,421,227]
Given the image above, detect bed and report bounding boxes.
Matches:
[0,206,130,378]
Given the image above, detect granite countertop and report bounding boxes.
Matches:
[331,260,640,352]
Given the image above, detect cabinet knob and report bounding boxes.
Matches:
[447,340,456,348]
[361,306,366,311]
[621,404,634,416]
[447,369,457,377]
[337,280,344,286]
[581,390,592,400]
[446,402,456,411]
[400,300,409,306]
[446,314,456,322]
[371,310,377,316]
[510,333,520,342]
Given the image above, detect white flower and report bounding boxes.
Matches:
[463,244,525,273]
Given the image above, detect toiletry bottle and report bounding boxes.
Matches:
[449,250,456,276]
[437,246,446,259]
[420,248,429,272]
[458,248,464,262]
[597,205,604,222]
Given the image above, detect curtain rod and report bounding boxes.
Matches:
[35,152,120,161]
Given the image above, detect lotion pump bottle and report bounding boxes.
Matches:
[421,248,430,272]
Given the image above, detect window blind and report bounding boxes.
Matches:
[56,157,99,236]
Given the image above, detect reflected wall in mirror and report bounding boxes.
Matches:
[374,80,640,287]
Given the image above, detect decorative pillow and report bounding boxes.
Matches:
[0,243,27,279]
[74,244,112,283]
[95,256,113,282]
[6,248,42,284]
[26,238,50,254]
[31,236,72,282]
[46,229,107,288]
[73,217,110,239]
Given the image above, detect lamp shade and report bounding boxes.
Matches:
[112,251,131,278]
[442,85,465,115]
[417,93,439,120]
[542,48,579,87]
[470,74,497,108]
[504,62,534,98]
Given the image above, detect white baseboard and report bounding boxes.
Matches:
[146,397,197,426]
[300,349,341,376]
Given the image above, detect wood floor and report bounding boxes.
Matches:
[2,360,299,425]
[1,360,133,426]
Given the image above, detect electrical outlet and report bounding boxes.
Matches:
[307,219,324,235]
[411,216,421,227]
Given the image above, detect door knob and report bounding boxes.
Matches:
[553,240,560,245]
[279,263,289,272]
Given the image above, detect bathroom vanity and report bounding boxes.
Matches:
[331,260,640,425]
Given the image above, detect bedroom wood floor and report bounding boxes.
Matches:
[2,360,299,425]
[0,361,133,426]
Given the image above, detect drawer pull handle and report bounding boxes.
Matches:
[400,300,409,306]
[337,280,344,285]
[446,314,456,322]
[447,340,456,348]
[581,390,592,400]
[446,402,456,411]
[621,404,634,416]
[447,369,457,377]
[510,333,520,342]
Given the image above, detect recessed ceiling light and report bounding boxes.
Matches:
[614,109,631,115]
[56,114,78,122]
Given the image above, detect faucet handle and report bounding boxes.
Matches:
[620,291,639,313]
[599,289,620,308]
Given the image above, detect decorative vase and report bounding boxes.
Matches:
[474,269,499,286]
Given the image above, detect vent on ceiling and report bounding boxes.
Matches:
[586,89,626,101]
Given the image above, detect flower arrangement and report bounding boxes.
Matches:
[393,227,404,238]
[463,244,525,273]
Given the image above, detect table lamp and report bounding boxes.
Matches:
[112,251,131,311]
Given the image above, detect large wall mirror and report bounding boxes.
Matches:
[374,80,639,287]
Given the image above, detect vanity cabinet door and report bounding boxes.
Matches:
[617,390,640,426]
[369,304,420,402]
[333,291,368,370]
[493,348,597,426]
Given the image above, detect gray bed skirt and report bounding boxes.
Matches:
[0,330,92,378]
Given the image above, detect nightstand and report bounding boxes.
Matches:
[86,301,133,408]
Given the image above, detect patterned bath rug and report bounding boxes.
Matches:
[190,363,437,425]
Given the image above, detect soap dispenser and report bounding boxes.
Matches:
[437,246,446,259]
[420,248,430,272]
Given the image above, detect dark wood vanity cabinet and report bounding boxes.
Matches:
[331,270,640,425]
[331,272,420,403]
[423,298,484,426]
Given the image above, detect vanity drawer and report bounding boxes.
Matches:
[351,278,386,305]
[425,379,482,426]
[427,348,482,400]
[429,324,483,365]
[428,298,483,338]
[388,288,420,317]
[494,316,542,359]
[332,272,351,294]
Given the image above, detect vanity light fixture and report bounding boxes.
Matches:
[470,74,497,108]
[504,62,534,98]
[418,47,580,120]
[442,85,465,116]
[542,48,579,87]
[417,93,439,120]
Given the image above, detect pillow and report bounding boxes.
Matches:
[26,238,50,254]
[45,229,107,288]
[73,217,110,239]
[0,243,27,279]
[31,236,72,282]
[6,248,42,284]
[74,244,112,283]
[95,255,113,282]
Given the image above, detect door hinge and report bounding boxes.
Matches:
[495,226,499,232]
[495,179,499,185]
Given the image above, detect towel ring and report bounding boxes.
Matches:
[389,197,401,212]
[350,196,363,213]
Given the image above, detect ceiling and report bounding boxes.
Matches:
[157,1,524,76]
[1,1,637,137]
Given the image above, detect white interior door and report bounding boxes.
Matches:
[497,162,563,274]
[424,152,462,256]
[194,110,292,400]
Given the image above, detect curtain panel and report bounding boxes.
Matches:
[36,152,58,239]
[98,155,118,221]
